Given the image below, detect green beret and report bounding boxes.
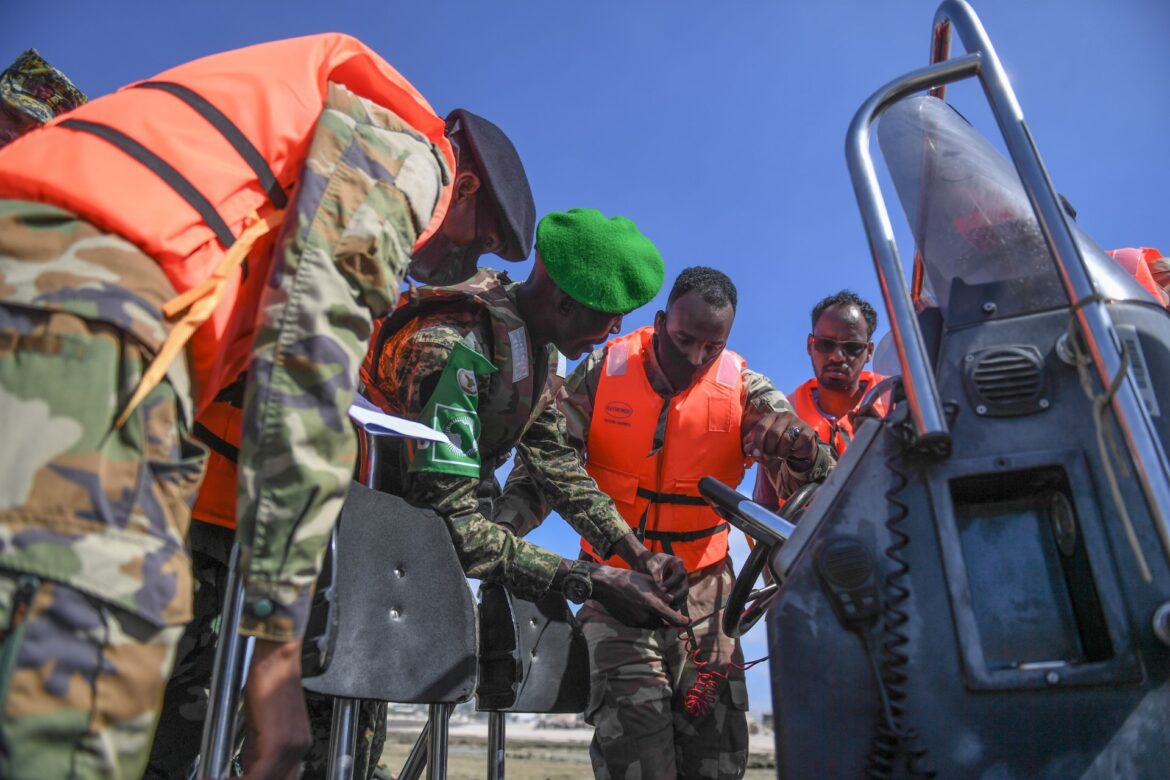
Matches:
[536,208,665,314]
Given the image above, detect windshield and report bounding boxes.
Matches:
[877,96,1149,325]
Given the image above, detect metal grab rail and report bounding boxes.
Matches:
[195,542,252,780]
[930,0,1170,572]
[846,0,1170,570]
[323,427,380,780]
[845,52,981,457]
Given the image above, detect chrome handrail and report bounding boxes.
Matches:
[845,52,981,457]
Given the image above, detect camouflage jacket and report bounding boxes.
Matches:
[0,83,449,639]
[496,331,836,537]
[0,49,86,146]
[361,268,633,601]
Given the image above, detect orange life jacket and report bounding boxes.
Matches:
[0,34,454,417]
[188,378,248,530]
[582,327,748,572]
[789,371,887,457]
[1107,247,1169,306]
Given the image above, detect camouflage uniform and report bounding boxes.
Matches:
[302,693,386,780]
[141,521,233,779]
[304,268,637,775]
[496,336,834,779]
[0,75,448,778]
[362,267,635,597]
[0,49,86,146]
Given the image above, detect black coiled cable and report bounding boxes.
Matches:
[865,433,935,779]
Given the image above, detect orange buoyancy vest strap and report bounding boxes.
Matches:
[113,209,283,427]
[583,327,747,571]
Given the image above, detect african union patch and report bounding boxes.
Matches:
[408,341,495,478]
[417,403,481,475]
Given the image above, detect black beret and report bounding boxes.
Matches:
[445,109,535,261]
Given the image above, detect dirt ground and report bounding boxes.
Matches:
[377,730,778,779]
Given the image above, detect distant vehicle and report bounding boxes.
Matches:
[700,1,1170,778]
[534,714,585,730]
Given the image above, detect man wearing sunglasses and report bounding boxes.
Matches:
[756,290,887,509]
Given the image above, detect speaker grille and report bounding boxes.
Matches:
[964,346,1047,417]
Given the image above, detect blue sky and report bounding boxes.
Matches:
[7,0,1168,715]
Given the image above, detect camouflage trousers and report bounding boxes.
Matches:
[142,521,235,779]
[143,520,387,780]
[0,304,203,779]
[0,572,184,780]
[302,690,386,780]
[578,558,748,780]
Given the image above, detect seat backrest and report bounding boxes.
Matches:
[475,584,590,713]
[301,482,477,704]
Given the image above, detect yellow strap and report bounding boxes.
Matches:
[114,210,284,428]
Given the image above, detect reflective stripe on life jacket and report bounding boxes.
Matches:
[582,327,748,572]
[789,371,887,457]
[0,34,455,417]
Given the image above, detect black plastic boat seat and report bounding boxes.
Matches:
[475,583,590,713]
[302,482,478,704]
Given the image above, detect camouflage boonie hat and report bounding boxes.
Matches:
[0,48,86,143]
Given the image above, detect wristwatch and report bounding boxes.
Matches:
[561,560,593,604]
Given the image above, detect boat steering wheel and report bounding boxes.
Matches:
[696,478,819,639]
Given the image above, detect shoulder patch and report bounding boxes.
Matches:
[509,327,530,383]
[407,341,495,478]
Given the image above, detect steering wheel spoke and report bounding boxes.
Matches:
[698,477,822,639]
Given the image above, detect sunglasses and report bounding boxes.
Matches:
[810,336,868,358]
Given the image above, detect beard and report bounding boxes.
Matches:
[409,233,482,286]
[654,322,719,386]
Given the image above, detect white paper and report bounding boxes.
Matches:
[348,394,451,443]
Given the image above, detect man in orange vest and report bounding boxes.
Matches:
[754,290,887,509]
[497,266,835,779]
[0,35,534,780]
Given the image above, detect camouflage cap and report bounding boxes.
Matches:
[1,49,86,124]
[536,208,665,314]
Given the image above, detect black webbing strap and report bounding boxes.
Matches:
[60,118,237,249]
[193,422,240,463]
[632,486,726,547]
[132,81,288,210]
[644,523,730,543]
[636,487,708,506]
[213,373,248,410]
